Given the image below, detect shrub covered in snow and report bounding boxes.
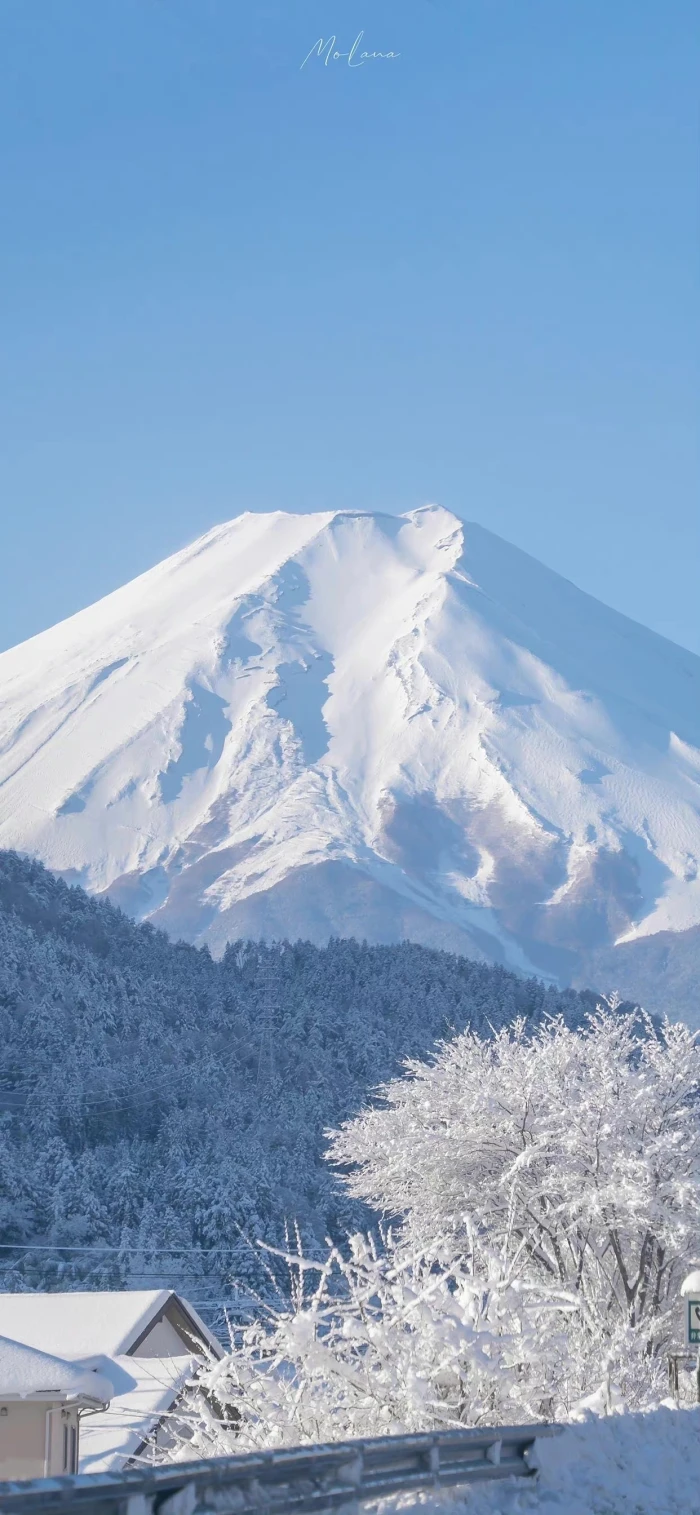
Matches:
[162,1008,700,1460]
[329,1009,700,1409]
[160,1225,577,1459]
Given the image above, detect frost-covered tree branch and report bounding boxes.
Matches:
[154,1226,578,1460]
[146,1009,700,1462]
[328,1009,700,1399]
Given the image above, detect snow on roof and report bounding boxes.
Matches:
[0,1335,112,1404]
[78,1355,197,1474]
[681,1271,700,1295]
[0,1291,170,1360]
[0,1291,221,1361]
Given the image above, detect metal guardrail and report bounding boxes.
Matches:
[0,1424,561,1515]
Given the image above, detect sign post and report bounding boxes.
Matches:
[689,1302,700,1404]
[682,1276,700,1404]
[673,1272,700,1404]
[686,1297,700,1348]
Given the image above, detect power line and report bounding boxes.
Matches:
[0,1242,251,1254]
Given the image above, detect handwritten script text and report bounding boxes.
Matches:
[301,33,400,70]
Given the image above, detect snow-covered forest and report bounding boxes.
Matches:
[3,844,700,1483]
[0,850,603,1328]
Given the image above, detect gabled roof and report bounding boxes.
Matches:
[0,1291,222,1362]
[0,1335,112,1405]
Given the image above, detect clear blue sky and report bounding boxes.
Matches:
[0,0,698,653]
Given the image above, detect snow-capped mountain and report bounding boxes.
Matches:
[1,506,699,1004]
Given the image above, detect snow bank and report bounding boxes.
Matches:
[375,1407,700,1515]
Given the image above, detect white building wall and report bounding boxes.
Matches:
[134,1317,191,1358]
[0,1401,80,1478]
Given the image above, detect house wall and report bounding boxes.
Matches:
[0,1401,80,1478]
[46,1406,80,1475]
[134,1317,191,1358]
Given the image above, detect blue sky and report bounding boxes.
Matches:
[0,0,698,653]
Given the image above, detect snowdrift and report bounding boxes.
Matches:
[379,1406,700,1515]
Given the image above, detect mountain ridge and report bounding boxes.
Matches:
[1,505,698,1014]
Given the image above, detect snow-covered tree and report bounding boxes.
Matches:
[151,1226,577,1460]
[329,1009,700,1405]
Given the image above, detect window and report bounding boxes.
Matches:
[61,1419,78,1474]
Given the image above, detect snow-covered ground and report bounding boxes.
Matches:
[1,506,699,998]
[377,1408,700,1515]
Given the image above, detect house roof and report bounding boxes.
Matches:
[0,1291,222,1362]
[78,1355,197,1474]
[0,1335,113,1405]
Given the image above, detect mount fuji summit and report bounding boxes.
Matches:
[1,506,699,1012]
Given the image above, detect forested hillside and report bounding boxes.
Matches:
[0,850,608,1331]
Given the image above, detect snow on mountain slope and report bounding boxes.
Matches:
[1,506,699,993]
